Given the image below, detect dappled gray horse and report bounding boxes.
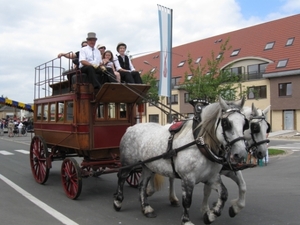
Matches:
[219,103,271,217]
[113,97,248,225]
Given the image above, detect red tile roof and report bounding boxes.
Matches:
[132,14,300,80]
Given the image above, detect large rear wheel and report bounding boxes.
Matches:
[61,157,82,199]
[29,135,50,184]
[126,169,141,188]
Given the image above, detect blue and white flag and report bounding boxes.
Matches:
[158,5,172,97]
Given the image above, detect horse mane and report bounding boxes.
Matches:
[197,102,222,154]
[196,101,244,154]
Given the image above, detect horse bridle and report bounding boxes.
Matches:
[247,113,271,153]
[218,108,248,151]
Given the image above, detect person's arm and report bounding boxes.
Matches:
[113,56,122,71]
[57,52,76,59]
[79,48,94,67]
[128,58,136,71]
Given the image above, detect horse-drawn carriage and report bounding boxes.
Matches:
[30,56,150,199]
[30,54,271,225]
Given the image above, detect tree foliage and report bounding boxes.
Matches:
[182,38,242,103]
[141,71,159,103]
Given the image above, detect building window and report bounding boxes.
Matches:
[167,94,178,105]
[279,83,292,96]
[247,63,268,80]
[230,67,242,76]
[184,93,190,103]
[195,57,202,64]
[186,75,193,80]
[277,59,288,68]
[171,77,181,88]
[231,49,240,56]
[149,114,159,123]
[247,86,267,99]
[286,38,294,46]
[177,61,185,67]
[216,52,223,60]
[264,42,275,50]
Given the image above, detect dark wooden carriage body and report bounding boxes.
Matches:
[30,56,149,199]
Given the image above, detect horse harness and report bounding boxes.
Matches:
[247,113,271,154]
[164,100,245,178]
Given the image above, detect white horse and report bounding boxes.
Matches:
[113,97,248,225]
[219,103,271,217]
[149,103,271,221]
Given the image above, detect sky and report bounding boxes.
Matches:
[1,0,299,103]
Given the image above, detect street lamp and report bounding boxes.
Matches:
[144,61,156,73]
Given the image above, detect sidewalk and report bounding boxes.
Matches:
[268,130,300,140]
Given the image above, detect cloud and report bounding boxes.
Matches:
[0,0,297,103]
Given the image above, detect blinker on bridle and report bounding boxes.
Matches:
[218,108,247,148]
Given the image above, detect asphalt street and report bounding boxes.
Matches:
[0,133,299,225]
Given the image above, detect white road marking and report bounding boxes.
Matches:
[0,174,79,225]
[15,150,29,154]
[0,150,14,155]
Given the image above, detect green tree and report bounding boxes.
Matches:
[182,38,241,103]
[141,71,159,103]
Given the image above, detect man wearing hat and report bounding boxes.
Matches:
[79,32,115,90]
[115,42,143,84]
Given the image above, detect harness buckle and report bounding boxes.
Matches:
[196,136,205,146]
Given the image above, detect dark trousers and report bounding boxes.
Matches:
[120,71,143,84]
[100,67,117,84]
[80,65,102,88]
[80,66,117,88]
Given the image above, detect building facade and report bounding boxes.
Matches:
[132,14,300,131]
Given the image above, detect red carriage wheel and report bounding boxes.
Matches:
[29,135,50,184]
[126,170,141,188]
[61,158,82,199]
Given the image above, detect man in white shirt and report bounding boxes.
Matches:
[79,32,115,89]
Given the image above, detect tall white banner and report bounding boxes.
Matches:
[158,5,172,97]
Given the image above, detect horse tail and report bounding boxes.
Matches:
[154,174,165,191]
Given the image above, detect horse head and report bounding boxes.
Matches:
[244,103,271,159]
[217,96,248,163]
[199,96,248,164]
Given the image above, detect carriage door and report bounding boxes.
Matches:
[284,110,294,130]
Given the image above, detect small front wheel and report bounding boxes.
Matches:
[61,158,82,199]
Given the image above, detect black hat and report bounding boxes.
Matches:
[116,42,127,52]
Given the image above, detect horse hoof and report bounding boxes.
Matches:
[170,200,180,207]
[203,213,212,225]
[145,212,157,218]
[229,206,236,218]
[113,202,121,212]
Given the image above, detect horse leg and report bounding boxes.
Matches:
[220,170,246,217]
[113,168,131,211]
[202,175,228,224]
[181,179,195,225]
[169,177,180,206]
[139,167,156,218]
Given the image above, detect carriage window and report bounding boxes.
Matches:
[119,103,127,119]
[43,104,48,121]
[108,103,116,119]
[66,101,73,121]
[37,105,42,120]
[58,102,64,121]
[50,103,56,121]
[96,103,104,119]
